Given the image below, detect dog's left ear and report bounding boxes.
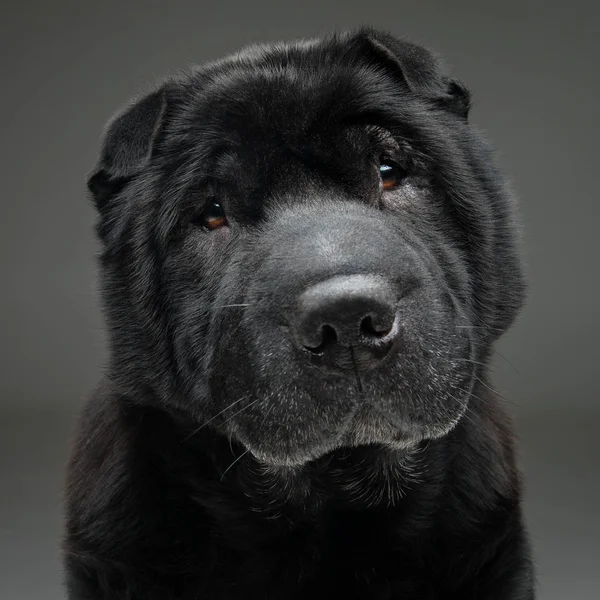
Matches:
[352,28,471,119]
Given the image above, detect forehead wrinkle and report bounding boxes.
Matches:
[187,62,388,138]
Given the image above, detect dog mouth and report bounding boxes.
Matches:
[234,393,457,468]
[238,407,421,468]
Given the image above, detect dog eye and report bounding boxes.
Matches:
[199,200,228,230]
[379,160,405,191]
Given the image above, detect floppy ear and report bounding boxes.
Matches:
[353,28,471,119]
[88,88,167,209]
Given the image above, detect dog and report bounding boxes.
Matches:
[63,27,534,599]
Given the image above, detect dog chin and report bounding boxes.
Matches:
[237,406,458,468]
[239,435,341,468]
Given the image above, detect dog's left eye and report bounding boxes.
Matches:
[379,160,406,191]
[199,200,228,230]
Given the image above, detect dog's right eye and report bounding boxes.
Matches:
[194,200,228,231]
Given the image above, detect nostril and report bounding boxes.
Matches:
[304,324,338,354]
[360,315,395,339]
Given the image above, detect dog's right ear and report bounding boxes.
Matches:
[87,88,167,210]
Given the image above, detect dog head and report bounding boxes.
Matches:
[89,28,525,467]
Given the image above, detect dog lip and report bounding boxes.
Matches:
[304,339,396,375]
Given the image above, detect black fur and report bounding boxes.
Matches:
[64,27,534,599]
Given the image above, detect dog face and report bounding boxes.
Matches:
[89,28,525,467]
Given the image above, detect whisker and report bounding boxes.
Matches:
[455,325,505,333]
[461,406,478,427]
[220,449,250,481]
[469,389,519,408]
[181,394,251,442]
[220,397,262,427]
[258,399,276,432]
[446,393,477,427]
[473,374,505,398]
[472,375,520,408]
[453,358,489,369]
[493,350,524,379]
[219,303,252,308]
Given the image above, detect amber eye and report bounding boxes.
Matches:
[200,200,228,230]
[379,160,405,191]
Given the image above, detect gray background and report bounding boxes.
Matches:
[1,0,598,598]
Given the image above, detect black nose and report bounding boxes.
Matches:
[291,275,399,374]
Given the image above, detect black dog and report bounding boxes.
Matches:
[64,27,534,599]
